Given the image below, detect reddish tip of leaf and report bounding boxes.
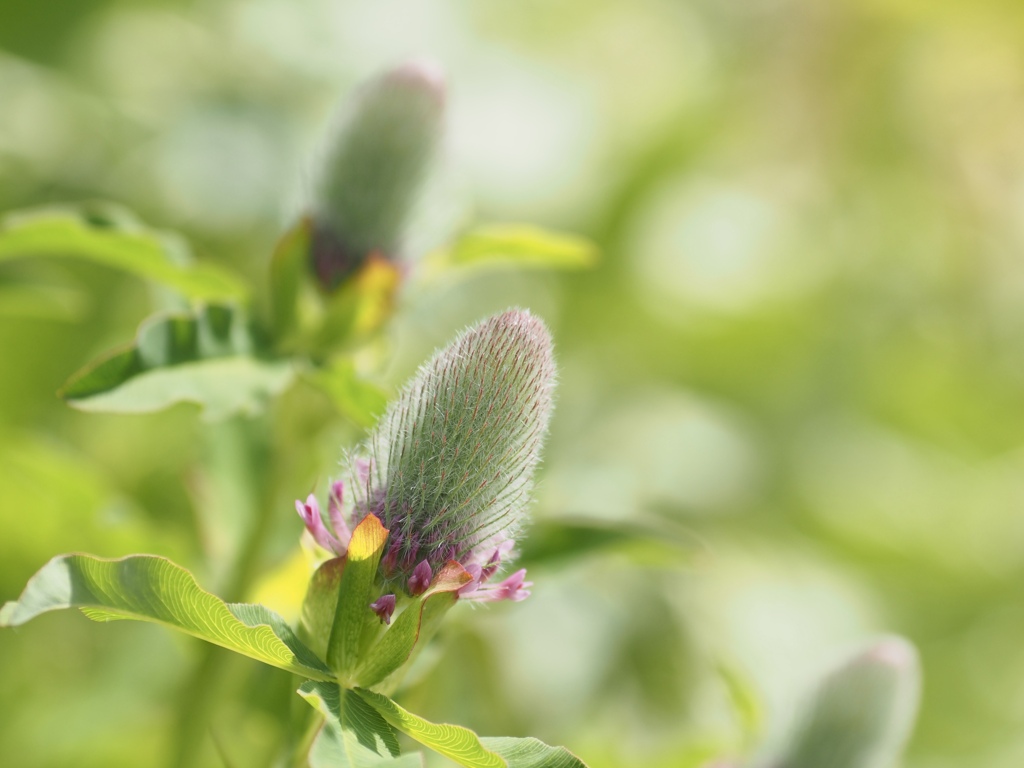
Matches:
[426,561,474,596]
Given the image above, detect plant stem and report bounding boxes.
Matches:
[170,416,278,768]
[290,710,323,768]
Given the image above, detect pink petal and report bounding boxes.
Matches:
[457,563,483,597]
[460,568,533,603]
[295,494,343,554]
[327,480,352,549]
[495,569,532,601]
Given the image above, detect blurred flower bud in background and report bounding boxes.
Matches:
[310,60,445,291]
[756,637,920,768]
[268,60,446,354]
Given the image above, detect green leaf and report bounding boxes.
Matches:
[425,225,597,277]
[226,603,332,678]
[278,251,402,358]
[305,358,388,429]
[64,356,295,421]
[268,218,311,342]
[301,556,345,661]
[327,514,389,678]
[0,553,334,681]
[299,681,424,768]
[0,205,248,301]
[355,689,505,768]
[355,561,472,688]
[61,304,252,398]
[0,280,86,321]
[59,305,295,420]
[517,516,699,570]
[480,738,590,768]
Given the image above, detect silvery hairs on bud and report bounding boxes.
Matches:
[760,637,921,768]
[350,309,555,586]
[310,60,445,289]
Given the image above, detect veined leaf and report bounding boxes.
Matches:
[0,553,334,681]
[327,514,388,678]
[226,603,331,675]
[59,306,295,420]
[354,690,592,767]
[355,561,471,688]
[481,738,590,768]
[299,680,423,768]
[355,689,504,768]
[424,225,597,278]
[0,205,247,301]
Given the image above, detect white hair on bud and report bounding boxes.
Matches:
[345,309,556,582]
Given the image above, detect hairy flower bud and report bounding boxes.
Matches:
[362,308,554,578]
[760,637,920,768]
[297,309,555,598]
[310,60,445,290]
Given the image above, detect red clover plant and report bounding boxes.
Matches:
[0,57,922,768]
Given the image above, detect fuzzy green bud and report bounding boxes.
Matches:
[323,309,556,594]
[310,60,445,290]
[760,637,921,768]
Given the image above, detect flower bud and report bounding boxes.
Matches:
[760,637,920,768]
[310,60,445,290]
[309,309,555,598]
[295,309,554,602]
[369,594,397,625]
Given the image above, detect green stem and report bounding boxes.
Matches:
[170,416,278,768]
[290,709,324,768]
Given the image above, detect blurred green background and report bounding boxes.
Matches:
[2,0,1023,766]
